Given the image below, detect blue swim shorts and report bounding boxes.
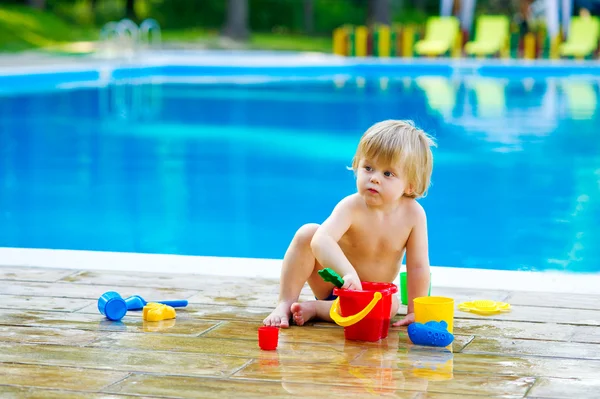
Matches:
[316,291,338,301]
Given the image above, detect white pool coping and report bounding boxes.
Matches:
[0,247,598,295]
[2,49,600,77]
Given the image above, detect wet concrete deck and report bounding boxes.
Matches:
[0,265,598,398]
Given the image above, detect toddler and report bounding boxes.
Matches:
[263,120,435,328]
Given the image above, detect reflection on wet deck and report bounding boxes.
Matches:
[0,266,599,398]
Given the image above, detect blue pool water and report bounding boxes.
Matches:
[1,71,599,272]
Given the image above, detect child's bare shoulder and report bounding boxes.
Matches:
[323,194,365,225]
[335,193,366,211]
[403,198,427,225]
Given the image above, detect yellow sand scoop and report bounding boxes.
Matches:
[458,300,511,315]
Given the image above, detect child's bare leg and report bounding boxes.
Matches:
[263,223,334,328]
[290,300,334,326]
[291,289,400,327]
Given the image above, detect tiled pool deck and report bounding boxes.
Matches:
[0,265,599,398]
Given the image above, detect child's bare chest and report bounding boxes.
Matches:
[342,216,411,256]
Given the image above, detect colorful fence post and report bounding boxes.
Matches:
[524,32,536,59]
[377,25,391,57]
[333,27,347,56]
[355,26,369,57]
[402,25,415,58]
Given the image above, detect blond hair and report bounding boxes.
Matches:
[351,120,436,198]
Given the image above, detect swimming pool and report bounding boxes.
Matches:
[1,53,599,273]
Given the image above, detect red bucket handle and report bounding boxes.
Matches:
[329,292,382,327]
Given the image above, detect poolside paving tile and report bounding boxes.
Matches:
[505,290,600,311]
[203,320,473,353]
[454,304,600,326]
[527,377,600,398]
[0,325,101,346]
[0,363,128,391]
[60,270,279,291]
[0,279,198,301]
[570,325,600,344]
[186,286,314,308]
[0,386,142,399]
[453,319,576,341]
[1,266,599,397]
[0,308,139,330]
[0,308,220,335]
[0,266,76,282]
[157,303,275,322]
[89,332,365,364]
[429,287,511,303]
[462,336,600,360]
[352,349,600,380]
[106,374,423,399]
[75,301,273,323]
[0,294,93,312]
[0,342,249,378]
[232,360,535,397]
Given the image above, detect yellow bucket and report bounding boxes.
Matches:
[414,296,455,333]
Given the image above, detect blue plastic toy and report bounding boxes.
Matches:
[98,291,128,321]
[407,320,454,347]
[124,295,188,311]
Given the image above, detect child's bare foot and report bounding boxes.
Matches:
[291,301,317,326]
[263,302,293,328]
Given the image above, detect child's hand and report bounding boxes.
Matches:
[341,273,362,291]
[392,312,415,327]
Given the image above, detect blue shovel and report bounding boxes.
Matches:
[124,295,188,311]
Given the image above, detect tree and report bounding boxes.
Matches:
[304,0,314,34]
[414,0,426,13]
[369,0,391,26]
[223,0,249,41]
[126,0,137,20]
[27,0,46,9]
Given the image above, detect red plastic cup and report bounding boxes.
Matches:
[258,326,279,350]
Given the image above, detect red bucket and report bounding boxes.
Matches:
[331,282,398,342]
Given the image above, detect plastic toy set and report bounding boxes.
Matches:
[96,268,510,352]
[321,268,512,348]
[97,291,188,322]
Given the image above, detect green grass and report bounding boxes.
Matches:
[161,28,332,53]
[0,5,97,52]
[160,28,212,42]
[0,5,332,54]
[250,33,332,53]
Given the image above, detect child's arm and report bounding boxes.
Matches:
[393,204,431,326]
[310,196,362,290]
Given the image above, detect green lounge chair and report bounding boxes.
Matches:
[562,81,597,120]
[414,17,460,57]
[464,15,510,57]
[470,78,506,118]
[559,16,600,58]
[415,77,456,116]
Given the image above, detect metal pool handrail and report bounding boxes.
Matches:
[139,18,162,48]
